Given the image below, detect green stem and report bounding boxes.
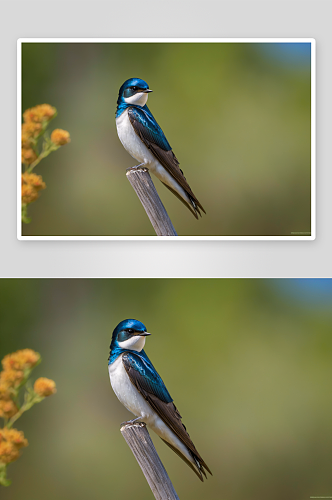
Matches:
[7,392,43,429]
[21,204,31,224]
[26,143,59,173]
[7,405,27,429]
[0,463,11,487]
[12,361,41,401]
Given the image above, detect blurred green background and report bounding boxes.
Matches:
[21,42,311,236]
[1,278,331,500]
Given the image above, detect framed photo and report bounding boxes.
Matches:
[18,39,315,240]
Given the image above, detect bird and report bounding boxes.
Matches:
[115,78,206,219]
[108,318,212,481]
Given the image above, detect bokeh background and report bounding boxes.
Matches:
[21,42,312,236]
[1,278,332,500]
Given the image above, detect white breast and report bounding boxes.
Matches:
[116,110,191,208]
[116,109,156,165]
[108,354,153,419]
[108,354,195,467]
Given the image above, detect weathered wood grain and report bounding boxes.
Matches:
[121,422,180,500]
[126,168,178,236]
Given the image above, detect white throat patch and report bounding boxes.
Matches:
[118,335,146,352]
[124,92,149,107]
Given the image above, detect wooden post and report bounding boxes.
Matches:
[126,168,178,236]
[120,422,180,500]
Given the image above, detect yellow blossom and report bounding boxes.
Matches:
[34,378,57,397]
[0,370,24,388]
[22,183,38,204]
[0,381,13,401]
[0,428,28,449]
[21,103,69,225]
[21,122,42,151]
[0,441,20,464]
[21,134,33,150]
[51,128,71,146]
[21,174,46,204]
[0,349,55,485]
[0,400,18,419]
[2,349,40,372]
[21,148,38,165]
[23,104,56,124]
[21,121,42,143]
[0,428,28,464]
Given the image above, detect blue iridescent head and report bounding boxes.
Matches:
[110,319,151,353]
[117,78,153,114]
[118,78,151,98]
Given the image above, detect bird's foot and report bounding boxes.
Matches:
[120,417,145,428]
[126,163,148,173]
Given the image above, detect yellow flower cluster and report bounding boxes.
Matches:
[0,349,56,486]
[0,349,40,419]
[21,103,71,223]
[34,378,57,397]
[21,147,37,165]
[21,104,56,165]
[2,349,40,372]
[0,428,28,464]
[21,172,46,205]
[51,128,71,146]
[23,104,56,124]
[0,401,18,420]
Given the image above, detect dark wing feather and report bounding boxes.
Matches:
[161,182,200,219]
[122,352,212,479]
[127,106,172,152]
[160,438,205,481]
[128,107,206,216]
[122,350,172,404]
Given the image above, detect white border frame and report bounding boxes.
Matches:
[17,38,316,241]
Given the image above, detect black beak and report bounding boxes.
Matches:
[143,89,153,93]
[138,331,151,336]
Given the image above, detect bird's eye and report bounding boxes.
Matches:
[127,329,134,334]
[131,87,137,91]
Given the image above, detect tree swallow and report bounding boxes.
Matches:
[116,78,206,219]
[108,319,212,481]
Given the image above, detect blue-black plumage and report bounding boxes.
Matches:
[115,78,206,219]
[108,318,212,481]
